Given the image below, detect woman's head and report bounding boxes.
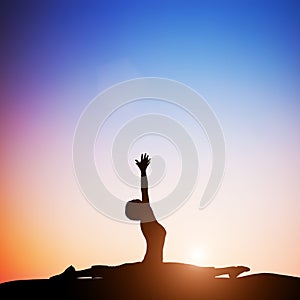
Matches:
[125,199,142,221]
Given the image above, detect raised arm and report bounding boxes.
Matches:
[135,153,150,203]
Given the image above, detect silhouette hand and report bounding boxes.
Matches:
[135,153,151,173]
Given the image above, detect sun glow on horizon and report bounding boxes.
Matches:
[187,247,206,266]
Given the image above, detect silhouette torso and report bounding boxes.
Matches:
[140,205,166,264]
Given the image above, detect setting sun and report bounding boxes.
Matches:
[188,248,205,266]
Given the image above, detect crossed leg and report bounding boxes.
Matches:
[212,266,250,278]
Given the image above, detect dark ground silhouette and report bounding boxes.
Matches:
[1,267,300,300]
[2,154,299,299]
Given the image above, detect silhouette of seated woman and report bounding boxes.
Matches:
[51,153,249,280]
[125,153,166,265]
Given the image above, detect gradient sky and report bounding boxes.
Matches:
[1,0,300,283]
